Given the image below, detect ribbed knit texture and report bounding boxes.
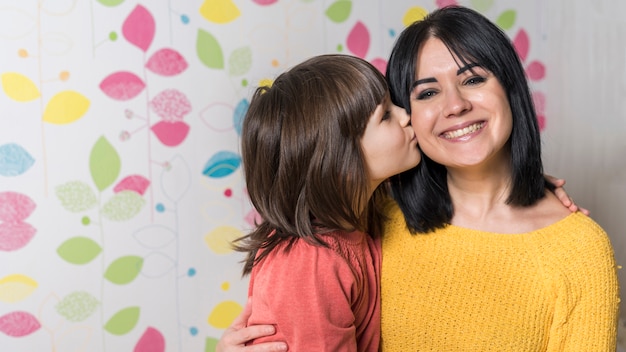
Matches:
[381,202,620,351]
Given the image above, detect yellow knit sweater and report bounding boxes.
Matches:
[381,202,620,351]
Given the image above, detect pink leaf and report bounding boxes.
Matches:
[0,222,36,252]
[99,71,146,101]
[151,121,190,147]
[370,57,387,75]
[532,91,546,115]
[123,5,155,52]
[114,175,151,196]
[134,327,165,352]
[0,192,35,222]
[252,0,278,4]
[346,21,370,59]
[436,0,458,7]
[146,48,188,76]
[537,114,546,131]
[526,60,545,81]
[0,311,41,337]
[513,29,529,62]
[244,209,262,227]
[150,89,192,122]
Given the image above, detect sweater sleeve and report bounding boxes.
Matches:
[545,214,620,351]
[246,240,358,351]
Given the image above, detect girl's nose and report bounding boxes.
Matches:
[394,105,411,126]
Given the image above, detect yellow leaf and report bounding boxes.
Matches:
[258,78,273,88]
[1,72,41,102]
[43,90,90,124]
[402,6,429,27]
[208,301,242,328]
[0,274,38,303]
[204,226,242,254]
[199,0,240,24]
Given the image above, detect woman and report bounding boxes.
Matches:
[217,6,618,351]
[381,5,618,350]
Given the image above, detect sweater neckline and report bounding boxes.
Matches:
[443,212,580,237]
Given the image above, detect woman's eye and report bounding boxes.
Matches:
[416,90,436,100]
[465,76,486,85]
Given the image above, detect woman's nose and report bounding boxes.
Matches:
[442,88,471,117]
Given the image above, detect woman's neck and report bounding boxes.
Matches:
[445,154,516,230]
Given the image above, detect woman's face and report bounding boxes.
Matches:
[409,37,512,171]
[361,99,421,188]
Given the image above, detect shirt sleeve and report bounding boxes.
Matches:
[246,240,358,351]
[547,216,620,351]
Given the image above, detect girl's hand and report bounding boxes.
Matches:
[546,175,589,215]
[216,297,288,352]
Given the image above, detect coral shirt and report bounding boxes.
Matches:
[246,230,381,351]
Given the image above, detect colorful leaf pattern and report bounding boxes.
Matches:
[0,1,556,351]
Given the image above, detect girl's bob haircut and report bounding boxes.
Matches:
[237,54,390,274]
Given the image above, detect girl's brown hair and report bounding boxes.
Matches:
[236,54,389,275]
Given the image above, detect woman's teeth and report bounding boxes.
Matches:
[443,122,485,139]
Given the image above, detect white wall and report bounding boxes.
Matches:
[541,0,626,329]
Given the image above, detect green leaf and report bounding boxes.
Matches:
[90,136,121,192]
[104,255,143,284]
[325,0,352,23]
[101,190,145,221]
[56,291,100,322]
[197,29,224,69]
[55,181,98,212]
[57,236,102,265]
[96,0,125,6]
[104,306,140,335]
[495,9,516,30]
[228,47,252,76]
[470,0,495,12]
[204,337,219,352]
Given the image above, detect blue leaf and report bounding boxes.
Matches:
[202,151,241,178]
[233,98,249,136]
[0,143,35,177]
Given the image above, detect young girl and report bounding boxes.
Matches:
[234,54,421,351]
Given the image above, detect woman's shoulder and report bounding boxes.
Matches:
[534,211,615,268]
[543,211,609,240]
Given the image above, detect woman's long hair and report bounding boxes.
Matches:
[386,6,554,233]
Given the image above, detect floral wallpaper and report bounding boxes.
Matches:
[0,0,555,351]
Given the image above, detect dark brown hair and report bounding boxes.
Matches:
[386,6,553,233]
[236,54,389,275]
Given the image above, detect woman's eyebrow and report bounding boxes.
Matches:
[410,77,436,91]
[457,62,480,75]
[410,63,482,91]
